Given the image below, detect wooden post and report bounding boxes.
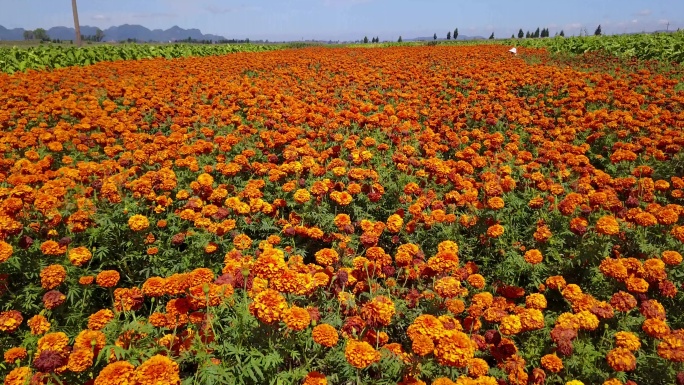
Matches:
[72,0,82,47]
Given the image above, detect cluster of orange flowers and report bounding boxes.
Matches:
[1,44,684,384]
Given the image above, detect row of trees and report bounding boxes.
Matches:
[23,28,105,42]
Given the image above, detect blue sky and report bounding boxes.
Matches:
[0,0,681,41]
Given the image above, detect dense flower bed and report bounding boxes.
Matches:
[0,45,683,385]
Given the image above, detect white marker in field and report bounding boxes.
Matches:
[509,47,517,55]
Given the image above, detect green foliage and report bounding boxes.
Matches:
[0,43,281,74]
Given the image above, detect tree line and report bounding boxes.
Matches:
[23,28,105,42]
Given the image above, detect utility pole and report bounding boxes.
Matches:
[667,22,670,32]
[72,0,82,47]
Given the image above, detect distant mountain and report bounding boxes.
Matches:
[407,35,486,41]
[0,24,226,42]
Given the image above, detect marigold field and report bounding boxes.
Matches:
[1,45,684,385]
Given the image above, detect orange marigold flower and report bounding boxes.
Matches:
[312,323,339,347]
[314,248,339,266]
[467,357,489,377]
[249,289,288,324]
[595,216,620,236]
[546,275,567,290]
[96,270,120,288]
[0,310,22,333]
[486,224,504,238]
[0,241,13,262]
[3,367,32,385]
[657,331,684,362]
[233,233,253,250]
[36,331,69,356]
[625,276,649,293]
[293,189,311,204]
[541,353,563,373]
[435,276,467,298]
[27,314,50,335]
[411,334,434,356]
[68,246,92,267]
[606,347,636,372]
[127,214,150,232]
[67,348,94,373]
[434,330,474,367]
[283,305,311,331]
[40,264,66,290]
[303,371,327,385]
[466,274,485,289]
[642,318,670,339]
[88,309,114,331]
[344,339,381,369]
[133,355,180,385]
[662,250,683,266]
[524,249,543,264]
[360,295,395,327]
[576,310,599,331]
[142,276,166,297]
[3,347,27,364]
[40,240,67,256]
[93,361,135,385]
[487,197,505,210]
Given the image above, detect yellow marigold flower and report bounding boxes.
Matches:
[499,315,522,335]
[303,371,327,385]
[435,276,467,298]
[386,214,403,233]
[133,355,180,385]
[40,264,67,290]
[411,334,434,356]
[576,310,599,331]
[615,331,641,351]
[524,249,543,264]
[344,339,380,369]
[127,214,150,232]
[525,293,547,309]
[293,189,311,204]
[541,353,563,373]
[312,323,339,347]
[68,246,92,266]
[27,314,50,335]
[283,305,311,331]
[602,379,623,385]
[606,347,636,372]
[566,381,585,385]
[434,330,474,367]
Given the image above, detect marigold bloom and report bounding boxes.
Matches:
[0,310,22,333]
[386,214,403,233]
[657,331,684,362]
[3,346,27,364]
[344,339,381,369]
[500,314,522,335]
[434,330,474,367]
[283,305,311,331]
[0,240,13,262]
[606,347,637,372]
[36,332,69,356]
[466,274,485,289]
[293,189,311,204]
[142,276,166,297]
[27,314,50,335]
[303,371,327,385]
[127,214,150,231]
[249,289,288,324]
[614,331,641,351]
[233,233,253,250]
[525,293,547,309]
[67,348,94,372]
[68,246,92,266]
[360,295,395,327]
[662,250,683,266]
[524,249,543,264]
[314,248,339,266]
[312,323,339,347]
[88,309,115,331]
[486,224,504,238]
[467,357,490,377]
[96,270,120,288]
[3,367,32,385]
[133,355,180,385]
[411,334,435,356]
[40,264,67,290]
[595,216,620,235]
[541,353,564,373]
[40,240,67,255]
[642,318,670,339]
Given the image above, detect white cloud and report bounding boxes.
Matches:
[92,14,111,21]
[635,9,652,16]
